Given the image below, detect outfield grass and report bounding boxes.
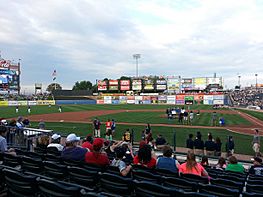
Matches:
[238,109,263,121]
[0,104,217,119]
[30,121,257,155]
[92,111,252,126]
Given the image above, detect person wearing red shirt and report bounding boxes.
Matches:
[82,134,93,152]
[133,144,156,168]
[85,138,109,167]
[105,119,112,132]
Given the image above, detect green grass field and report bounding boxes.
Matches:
[238,109,263,121]
[29,121,257,155]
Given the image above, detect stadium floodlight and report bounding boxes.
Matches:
[238,75,241,86]
[133,54,141,78]
[255,73,258,90]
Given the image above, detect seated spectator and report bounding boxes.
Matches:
[186,134,194,153]
[85,138,110,167]
[179,152,209,177]
[194,132,204,155]
[121,142,134,164]
[111,146,132,176]
[215,157,226,170]
[200,155,209,167]
[0,126,16,155]
[155,134,167,149]
[16,116,24,128]
[82,134,93,151]
[133,144,156,168]
[36,135,50,150]
[38,120,46,129]
[225,156,245,174]
[156,145,180,173]
[22,118,30,127]
[249,157,263,176]
[61,133,87,161]
[204,134,215,156]
[47,134,64,152]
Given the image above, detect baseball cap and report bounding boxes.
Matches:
[51,133,61,140]
[93,138,104,150]
[252,157,262,163]
[1,119,7,125]
[66,133,80,142]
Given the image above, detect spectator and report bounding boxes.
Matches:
[121,142,134,165]
[155,134,167,149]
[133,144,156,168]
[179,152,209,177]
[122,129,131,143]
[186,134,194,153]
[47,133,64,152]
[252,129,261,157]
[82,134,93,151]
[211,112,217,126]
[93,117,101,138]
[204,134,215,156]
[249,157,263,176]
[36,135,49,150]
[156,145,179,173]
[16,116,24,128]
[111,146,132,176]
[194,132,204,155]
[225,156,245,174]
[22,118,30,127]
[85,138,110,167]
[226,136,235,157]
[0,126,16,155]
[38,120,46,129]
[0,119,8,126]
[215,157,226,170]
[61,133,87,161]
[214,137,222,156]
[200,155,209,167]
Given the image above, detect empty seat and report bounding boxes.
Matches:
[182,192,216,197]
[199,184,240,197]
[44,153,62,162]
[82,162,104,173]
[210,178,243,192]
[99,172,133,196]
[43,161,67,180]
[21,156,43,173]
[62,159,81,167]
[217,174,245,183]
[242,191,263,197]
[24,151,44,159]
[134,180,180,197]
[132,169,162,183]
[163,176,198,192]
[181,173,209,184]
[67,166,99,188]
[154,168,179,178]
[34,147,47,154]
[3,153,21,167]
[3,168,38,197]
[47,147,61,156]
[246,184,263,194]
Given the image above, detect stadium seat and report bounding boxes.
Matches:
[242,191,263,197]
[62,159,82,167]
[3,153,21,167]
[163,176,198,192]
[217,174,245,183]
[67,166,99,188]
[247,179,263,185]
[132,164,153,172]
[43,161,67,180]
[21,156,43,173]
[34,147,47,154]
[24,151,44,159]
[44,153,62,162]
[199,184,240,197]
[82,162,105,173]
[47,147,61,156]
[154,168,179,178]
[210,178,243,193]
[223,170,247,178]
[133,180,180,197]
[132,169,162,183]
[182,192,216,197]
[3,168,38,197]
[106,165,123,176]
[248,174,263,181]
[181,173,209,184]
[246,183,263,194]
[99,172,133,196]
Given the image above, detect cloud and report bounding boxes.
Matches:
[0,0,263,93]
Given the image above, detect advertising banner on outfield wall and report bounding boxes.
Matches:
[181,78,193,90]
[184,96,194,100]
[119,96,127,100]
[167,77,180,93]
[132,79,142,91]
[18,101,28,106]
[176,95,185,100]
[97,80,107,91]
[158,95,166,101]
[144,79,154,90]
[8,101,19,106]
[37,100,56,105]
[194,95,204,101]
[143,96,151,100]
[28,101,37,106]
[176,100,184,105]
[119,100,126,104]
[213,100,224,105]
[135,96,143,100]
[97,100,104,104]
[204,100,213,105]
[194,77,207,90]
[0,101,8,106]
[167,95,176,104]
[127,100,135,104]
[203,95,213,100]
[156,79,167,90]
[120,80,130,91]
[213,95,224,100]
[109,80,119,91]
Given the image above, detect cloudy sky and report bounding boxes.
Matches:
[0,0,263,93]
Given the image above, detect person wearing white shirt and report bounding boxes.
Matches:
[47,134,64,152]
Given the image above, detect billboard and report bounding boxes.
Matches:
[0,65,20,92]
[97,80,107,91]
[156,79,167,90]
[181,78,193,90]
[144,79,154,90]
[207,77,221,85]
[132,79,142,91]
[120,80,130,91]
[109,80,119,91]
[194,77,207,90]
[167,77,180,93]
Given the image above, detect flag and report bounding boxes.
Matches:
[52,69,56,81]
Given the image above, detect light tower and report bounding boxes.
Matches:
[133,54,141,78]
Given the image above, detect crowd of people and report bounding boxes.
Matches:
[230,89,263,108]
[0,92,53,101]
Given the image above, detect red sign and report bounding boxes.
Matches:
[120,80,130,91]
[109,80,118,86]
[98,80,107,91]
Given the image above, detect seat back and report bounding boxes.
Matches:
[181,173,209,184]
[47,146,61,156]
[43,161,67,179]
[21,156,43,173]
[246,184,263,194]
[132,169,162,183]
[154,168,179,178]
[99,173,133,196]
[3,168,37,197]
[3,153,21,167]
[106,165,122,176]
[163,177,198,192]
[242,191,263,197]
[44,153,62,162]
[199,184,240,197]
[211,178,243,192]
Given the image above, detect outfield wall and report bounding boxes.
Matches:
[0,100,55,107]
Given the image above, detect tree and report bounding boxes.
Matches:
[46,83,62,92]
[72,80,93,90]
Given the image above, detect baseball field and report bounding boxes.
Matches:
[1,104,263,155]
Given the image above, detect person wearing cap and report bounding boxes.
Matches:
[249,157,263,176]
[85,138,109,167]
[1,119,8,126]
[61,133,87,161]
[111,146,132,176]
[47,134,64,152]
[252,129,261,157]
